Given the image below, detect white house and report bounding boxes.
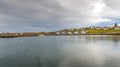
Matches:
[74,31,79,34]
[81,30,87,34]
[68,32,73,35]
[56,32,61,35]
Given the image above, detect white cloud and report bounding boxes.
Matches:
[58,0,112,25]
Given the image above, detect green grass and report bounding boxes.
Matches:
[87,30,120,34]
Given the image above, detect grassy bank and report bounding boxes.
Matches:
[87,30,120,34]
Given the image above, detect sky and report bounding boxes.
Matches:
[0,0,120,32]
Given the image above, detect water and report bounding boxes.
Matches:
[0,35,120,67]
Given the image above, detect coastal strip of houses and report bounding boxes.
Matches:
[55,23,120,35]
[56,29,87,35]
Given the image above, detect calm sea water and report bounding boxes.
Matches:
[0,35,120,67]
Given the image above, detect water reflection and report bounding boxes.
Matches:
[59,45,105,67]
[0,35,120,67]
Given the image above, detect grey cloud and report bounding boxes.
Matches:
[0,0,120,32]
[102,0,120,17]
[0,0,68,32]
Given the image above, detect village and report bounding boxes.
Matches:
[55,23,120,35]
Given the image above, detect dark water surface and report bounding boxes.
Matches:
[0,35,120,67]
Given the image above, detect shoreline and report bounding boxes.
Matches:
[0,34,120,38]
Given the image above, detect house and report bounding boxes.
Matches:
[95,27,102,30]
[103,27,110,30]
[68,32,73,35]
[56,32,61,35]
[81,28,87,34]
[114,26,120,30]
[81,31,86,34]
[74,31,79,34]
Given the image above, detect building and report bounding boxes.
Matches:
[114,23,118,27]
[68,32,73,35]
[56,32,61,35]
[74,31,79,34]
[114,26,120,30]
[103,27,110,30]
[81,28,87,34]
[81,31,86,34]
[95,27,102,30]
[114,23,120,30]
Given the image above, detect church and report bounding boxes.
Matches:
[114,23,120,30]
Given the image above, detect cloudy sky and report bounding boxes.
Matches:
[0,0,120,32]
